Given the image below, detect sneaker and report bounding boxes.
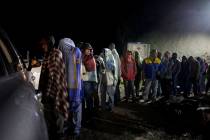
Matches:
[139,99,145,103]
[156,96,164,101]
[188,93,194,98]
[146,100,152,104]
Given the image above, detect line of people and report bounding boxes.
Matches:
[141,49,210,103]
[37,36,124,139]
[37,35,210,139]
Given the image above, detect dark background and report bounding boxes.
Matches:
[0,0,208,56]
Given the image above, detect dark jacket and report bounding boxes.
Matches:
[188,60,200,80]
[178,61,189,80]
[171,59,181,79]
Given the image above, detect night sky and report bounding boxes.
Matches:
[1,0,209,56]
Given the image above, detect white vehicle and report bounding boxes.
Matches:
[24,58,42,90]
[30,66,42,90]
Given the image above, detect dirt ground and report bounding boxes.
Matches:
[67,99,208,140]
[62,83,210,140]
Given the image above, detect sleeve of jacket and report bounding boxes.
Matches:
[118,57,122,77]
[176,62,181,78]
[134,60,137,77]
[207,66,210,79]
[112,55,118,81]
[121,57,126,79]
[196,62,201,80]
[142,59,146,80]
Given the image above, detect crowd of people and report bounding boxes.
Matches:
[141,50,210,103]
[35,35,210,139]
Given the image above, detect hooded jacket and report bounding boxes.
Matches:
[101,48,117,86]
[121,51,137,80]
[111,48,121,79]
[142,57,161,80]
[58,38,82,90]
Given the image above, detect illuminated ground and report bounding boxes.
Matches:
[62,96,210,140]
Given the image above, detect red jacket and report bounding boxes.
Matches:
[121,53,137,80]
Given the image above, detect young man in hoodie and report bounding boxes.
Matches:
[197,57,206,95]
[121,51,137,102]
[178,56,189,97]
[58,38,82,136]
[100,48,117,111]
[187,56,200,96]
[159,51,173,99]
[171,53,181,96]
[109,43,121,105]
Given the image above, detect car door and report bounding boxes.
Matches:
[0,29,48,140]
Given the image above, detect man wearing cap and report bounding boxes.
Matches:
[81,43,98,119]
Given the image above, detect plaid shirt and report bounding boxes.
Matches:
[39,48,69,120]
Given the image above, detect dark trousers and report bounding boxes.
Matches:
[179,77,188,96]
[134,75,141,96]
[188,78,199,95]
[160,78,172,99]
[84,82,98,110]
[43,104,59,140]
[114,79,121,105]
[206,79,210,94]
[124,80,135,101]
[172,76,178,96]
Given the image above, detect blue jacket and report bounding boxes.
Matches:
[160,58,173,79]
[142,57,161,80]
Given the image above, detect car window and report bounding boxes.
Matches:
[0,29,25,74]
[0,39,13,63]
[0,53,7,77]
[0,38,16,73]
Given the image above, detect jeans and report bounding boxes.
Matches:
[124,80,135,101]
[70,101,82,135]
[143,79,158,100]
[68,89,82,135]
[83,82,98,111]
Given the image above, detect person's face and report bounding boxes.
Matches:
[182,57,187,62]
[165,52,171,59]
[85,49,91,55]
[188,57,193,62]
[157,52,162,59]
[172,54,177,59]
[41,43,48,53]
[151,52,157,58]
[127,53,132,60]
